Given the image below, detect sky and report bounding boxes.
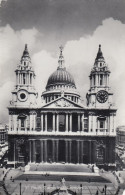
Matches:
[0,0,125,126]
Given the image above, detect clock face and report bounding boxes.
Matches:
[17,90,28,102]
[96,90,108,103]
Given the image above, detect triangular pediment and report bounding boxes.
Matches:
[42,97,84,109]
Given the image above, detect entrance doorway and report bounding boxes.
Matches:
[58,140,65,162]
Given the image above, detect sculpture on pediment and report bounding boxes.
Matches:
[55,99,74,107]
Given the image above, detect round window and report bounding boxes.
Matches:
[20,93,26,99]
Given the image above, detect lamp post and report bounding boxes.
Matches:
[14,138,16,169]
[104,185,107,195]
[44,183,46,195]
[20,182,21,195]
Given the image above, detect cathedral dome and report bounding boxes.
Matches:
[46,46,76,90]
[46,67,76,89]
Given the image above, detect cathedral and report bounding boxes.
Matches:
[8,44,117,168]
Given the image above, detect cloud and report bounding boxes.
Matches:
[0,17,125,126]
[32,50,57,100]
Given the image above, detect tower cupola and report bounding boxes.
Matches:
[86,45,113,108]
[15,44,35,87]
[89,44,110,89]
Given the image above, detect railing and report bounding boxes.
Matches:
[8,129,116,137]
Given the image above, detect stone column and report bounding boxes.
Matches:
[20,73,21,84]
[33,114,36,130]
[78,114,81,131]
[28,73,30,85]
[16,73,18,84]
[52,140,55,162]
[80,141,83,164]
[69,114,72,132]
[56,140,59,162]
[81,113,84,131]
[44,140,47,162]
[77,140,80,163]
[88,115,91,132]
[53,113,56,132]
[69,140,72,163]
[93,141,97,163]
[65,140,68,163]
[89,141,91,164]
[22,73,23,85]
[33,140,36,162]
[66,114,68,132]
[56,114,59,132]
[45,113,47,132]
[109,114,112,133]
[41,114,43,131]
[29,140,31,162]
[113,113,116,134]
[40,140,43,162]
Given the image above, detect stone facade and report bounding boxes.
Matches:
[8,44,117,168]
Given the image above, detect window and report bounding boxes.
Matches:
[23,73,26,84]
[59,114,66,132]
[99,120,105,129]
[100,74,103,85]
[18,114,26,130]
[21,118,25,128]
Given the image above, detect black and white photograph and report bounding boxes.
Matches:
[0,0,125,194]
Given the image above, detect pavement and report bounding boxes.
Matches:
[0,164,120,195]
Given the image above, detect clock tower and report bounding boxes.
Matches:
[87,45,114,108]
[10,44,37,108]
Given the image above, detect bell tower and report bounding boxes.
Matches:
[9,44,37,107]
[86,45,114,108]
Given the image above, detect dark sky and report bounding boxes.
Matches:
[1,0,125,51]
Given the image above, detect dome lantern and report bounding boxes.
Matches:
[58,45,65,70]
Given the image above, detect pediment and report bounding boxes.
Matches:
[42,97,83,109]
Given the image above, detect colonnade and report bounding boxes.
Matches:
[40,113,83,132]
[90,73,109,88]
[29,139,96,164]
[16,72,33,85]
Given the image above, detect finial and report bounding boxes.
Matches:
[25,44,28,51]
[21,43,31,63]
[59,45,63,54]
[22,44,30,57]
[95,44,104,60]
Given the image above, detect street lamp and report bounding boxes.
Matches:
[20,182,21,195]
[104,185,107,195]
